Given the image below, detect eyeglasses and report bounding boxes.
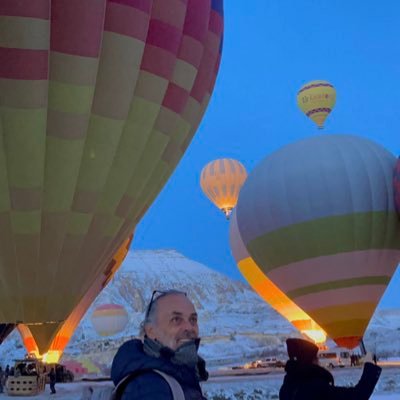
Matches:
[145,289,187,319]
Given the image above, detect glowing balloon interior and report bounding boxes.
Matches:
[18,233,133,361]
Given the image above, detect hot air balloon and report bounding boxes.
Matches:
[229,210,326,344]
[200,158,247,218]
[236,135,400,349]
[297,80,336,128]
[0,0,224,352]
[18,233,133,362]
[91,304,129,337]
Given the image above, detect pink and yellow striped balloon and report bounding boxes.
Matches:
[0,0,223,347]
[229,210,326,344]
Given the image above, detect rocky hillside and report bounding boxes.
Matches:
[1,250,399,372]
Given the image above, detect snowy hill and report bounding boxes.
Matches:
[0,250,399,373]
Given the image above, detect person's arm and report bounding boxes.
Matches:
[121,371,173,400]
[327,362,381,400]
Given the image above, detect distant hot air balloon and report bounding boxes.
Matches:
[91,304,129,337]
[229,210,326,344]
[18,233,133,362]
[297,80,336,128]
[236,135,400,349]
[200,158,247,218]
[0,0,224,347]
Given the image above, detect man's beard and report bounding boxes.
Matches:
[170,338,200,367]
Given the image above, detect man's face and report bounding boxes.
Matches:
[145,293,199,351]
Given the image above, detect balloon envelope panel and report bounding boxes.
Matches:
[229,210,326,343]
[237,135,400,348]
[18,233,132,357]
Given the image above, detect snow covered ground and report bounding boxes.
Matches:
[201,367,400,399]
[0,384,396,399]
[0,367,398,399]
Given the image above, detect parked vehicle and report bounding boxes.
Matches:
[318,348,351,368]
[255,357,285,368]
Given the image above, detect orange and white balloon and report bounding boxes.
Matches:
[200,158,247,218]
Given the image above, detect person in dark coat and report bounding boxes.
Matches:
[111,289,208,399]
[4,365,9,379]
[49,368,56,394]
[0,367,4,393]
[279,338,381,400]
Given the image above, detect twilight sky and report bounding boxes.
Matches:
[133,1,400,309]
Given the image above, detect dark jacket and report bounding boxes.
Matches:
[279,360,381,400]
[111,339,208,400]
[49,369,56,384]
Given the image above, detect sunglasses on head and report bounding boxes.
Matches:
[145,289,187,319]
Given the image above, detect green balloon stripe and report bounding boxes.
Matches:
[320,319,370,337]
[287,276,390,299]
[247,211,400,271]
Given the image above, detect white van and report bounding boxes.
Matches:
[318,348,351,368]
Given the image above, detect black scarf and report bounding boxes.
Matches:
[143,336,208,381]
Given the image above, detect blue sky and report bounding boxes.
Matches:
[134,1,400,309]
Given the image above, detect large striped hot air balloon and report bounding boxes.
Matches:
[18,233,133,362]
[91,304,129,337]
[0,0,223,350]
[200,158,247,218]
[229,210,326,344]
[236,135,400,349]
[297,80,336,128]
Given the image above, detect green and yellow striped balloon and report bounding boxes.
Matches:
[236,135,400,349]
